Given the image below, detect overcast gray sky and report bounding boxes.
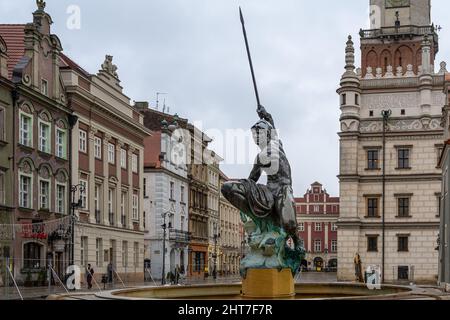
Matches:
[1,0,449,197]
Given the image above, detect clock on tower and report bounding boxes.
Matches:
[385,0,410,8]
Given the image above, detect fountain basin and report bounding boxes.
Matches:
[93,282,413,300]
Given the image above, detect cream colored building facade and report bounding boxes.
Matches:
[338,0,445,283]
[207,153,222,275]
[218,173,242,275]
[61,55,150,282]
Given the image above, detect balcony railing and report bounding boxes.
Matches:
[359,25,437,39]
[169,229,190,244]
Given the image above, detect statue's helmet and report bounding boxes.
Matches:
[251,119,277,146]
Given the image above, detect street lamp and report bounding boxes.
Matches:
[70,184,85,266]
[212,222,221,280]
[161,211,172,285]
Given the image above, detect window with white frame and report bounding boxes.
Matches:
[132,194,138,220]
[39,178,50,210]
[56,183,66,214]
[331,223,338,232]
[108,143,115,164]
[79,179,88,210]
[39,120,51,153]
[121,192,127,226]
[170,182,175,200]
[20,112,33,147]
[41,79,48,96]
[314,240,322,253]
[108,188,114,214]
[315,223,322,232]
[121,149,127,169]
[56,128,66,159]
[80,237,88,266]
[331,240,338,252]
[94,185,100,211]
[94,137,102,159]
[299,223,305,232]
[79,130,87,153]
[132,154,138,173]
[96,238,103,267]
[19,173,32,208]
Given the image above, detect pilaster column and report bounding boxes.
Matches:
[128,146,135,230]
[88,128,97,224]
[139,147,144,230]
[71,121,80,189]
[103,133,111,225]
[324,223,329,251]
[116,141,124,228]
[307,223,312,252]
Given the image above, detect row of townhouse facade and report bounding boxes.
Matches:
[0,3,150,284]
[137,105,243,280]
[0,2,245,286]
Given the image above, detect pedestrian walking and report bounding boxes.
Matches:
[107,262,114,284]
[86,264,94,290]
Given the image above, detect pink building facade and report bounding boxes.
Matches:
[296,182,339,271]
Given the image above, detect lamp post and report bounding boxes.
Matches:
[381,109,392,284]
[161,211,171,285]
[212,222,221,280]
[70,184,85,266]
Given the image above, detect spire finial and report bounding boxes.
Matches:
[344,35,355,73]
[36,0,46,11]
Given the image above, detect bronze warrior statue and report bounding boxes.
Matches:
[221,105,304,276]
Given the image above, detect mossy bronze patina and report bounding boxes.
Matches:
[222,106,305,277]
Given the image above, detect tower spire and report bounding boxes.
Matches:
[343,35,356,77]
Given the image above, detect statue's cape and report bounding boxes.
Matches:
[239,179,274,219]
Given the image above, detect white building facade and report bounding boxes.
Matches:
[338,0,446,284]
[62,55,149,283]
[143,121,189,280]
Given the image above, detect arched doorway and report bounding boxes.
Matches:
[314,257,324,271]
[300,259,308,271]
[328,259,338,271]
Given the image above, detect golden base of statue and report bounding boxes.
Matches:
[241,269,295,298]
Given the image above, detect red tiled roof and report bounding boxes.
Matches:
[60,52,91,78]
[144,131,162,168]
[0,24,26,79]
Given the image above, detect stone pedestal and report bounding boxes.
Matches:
[241,269,295,298]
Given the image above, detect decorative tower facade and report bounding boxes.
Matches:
[338,0,446,283]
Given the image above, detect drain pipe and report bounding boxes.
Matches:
[381,110,391,284]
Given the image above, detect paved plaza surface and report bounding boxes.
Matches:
[2,272,450,300]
